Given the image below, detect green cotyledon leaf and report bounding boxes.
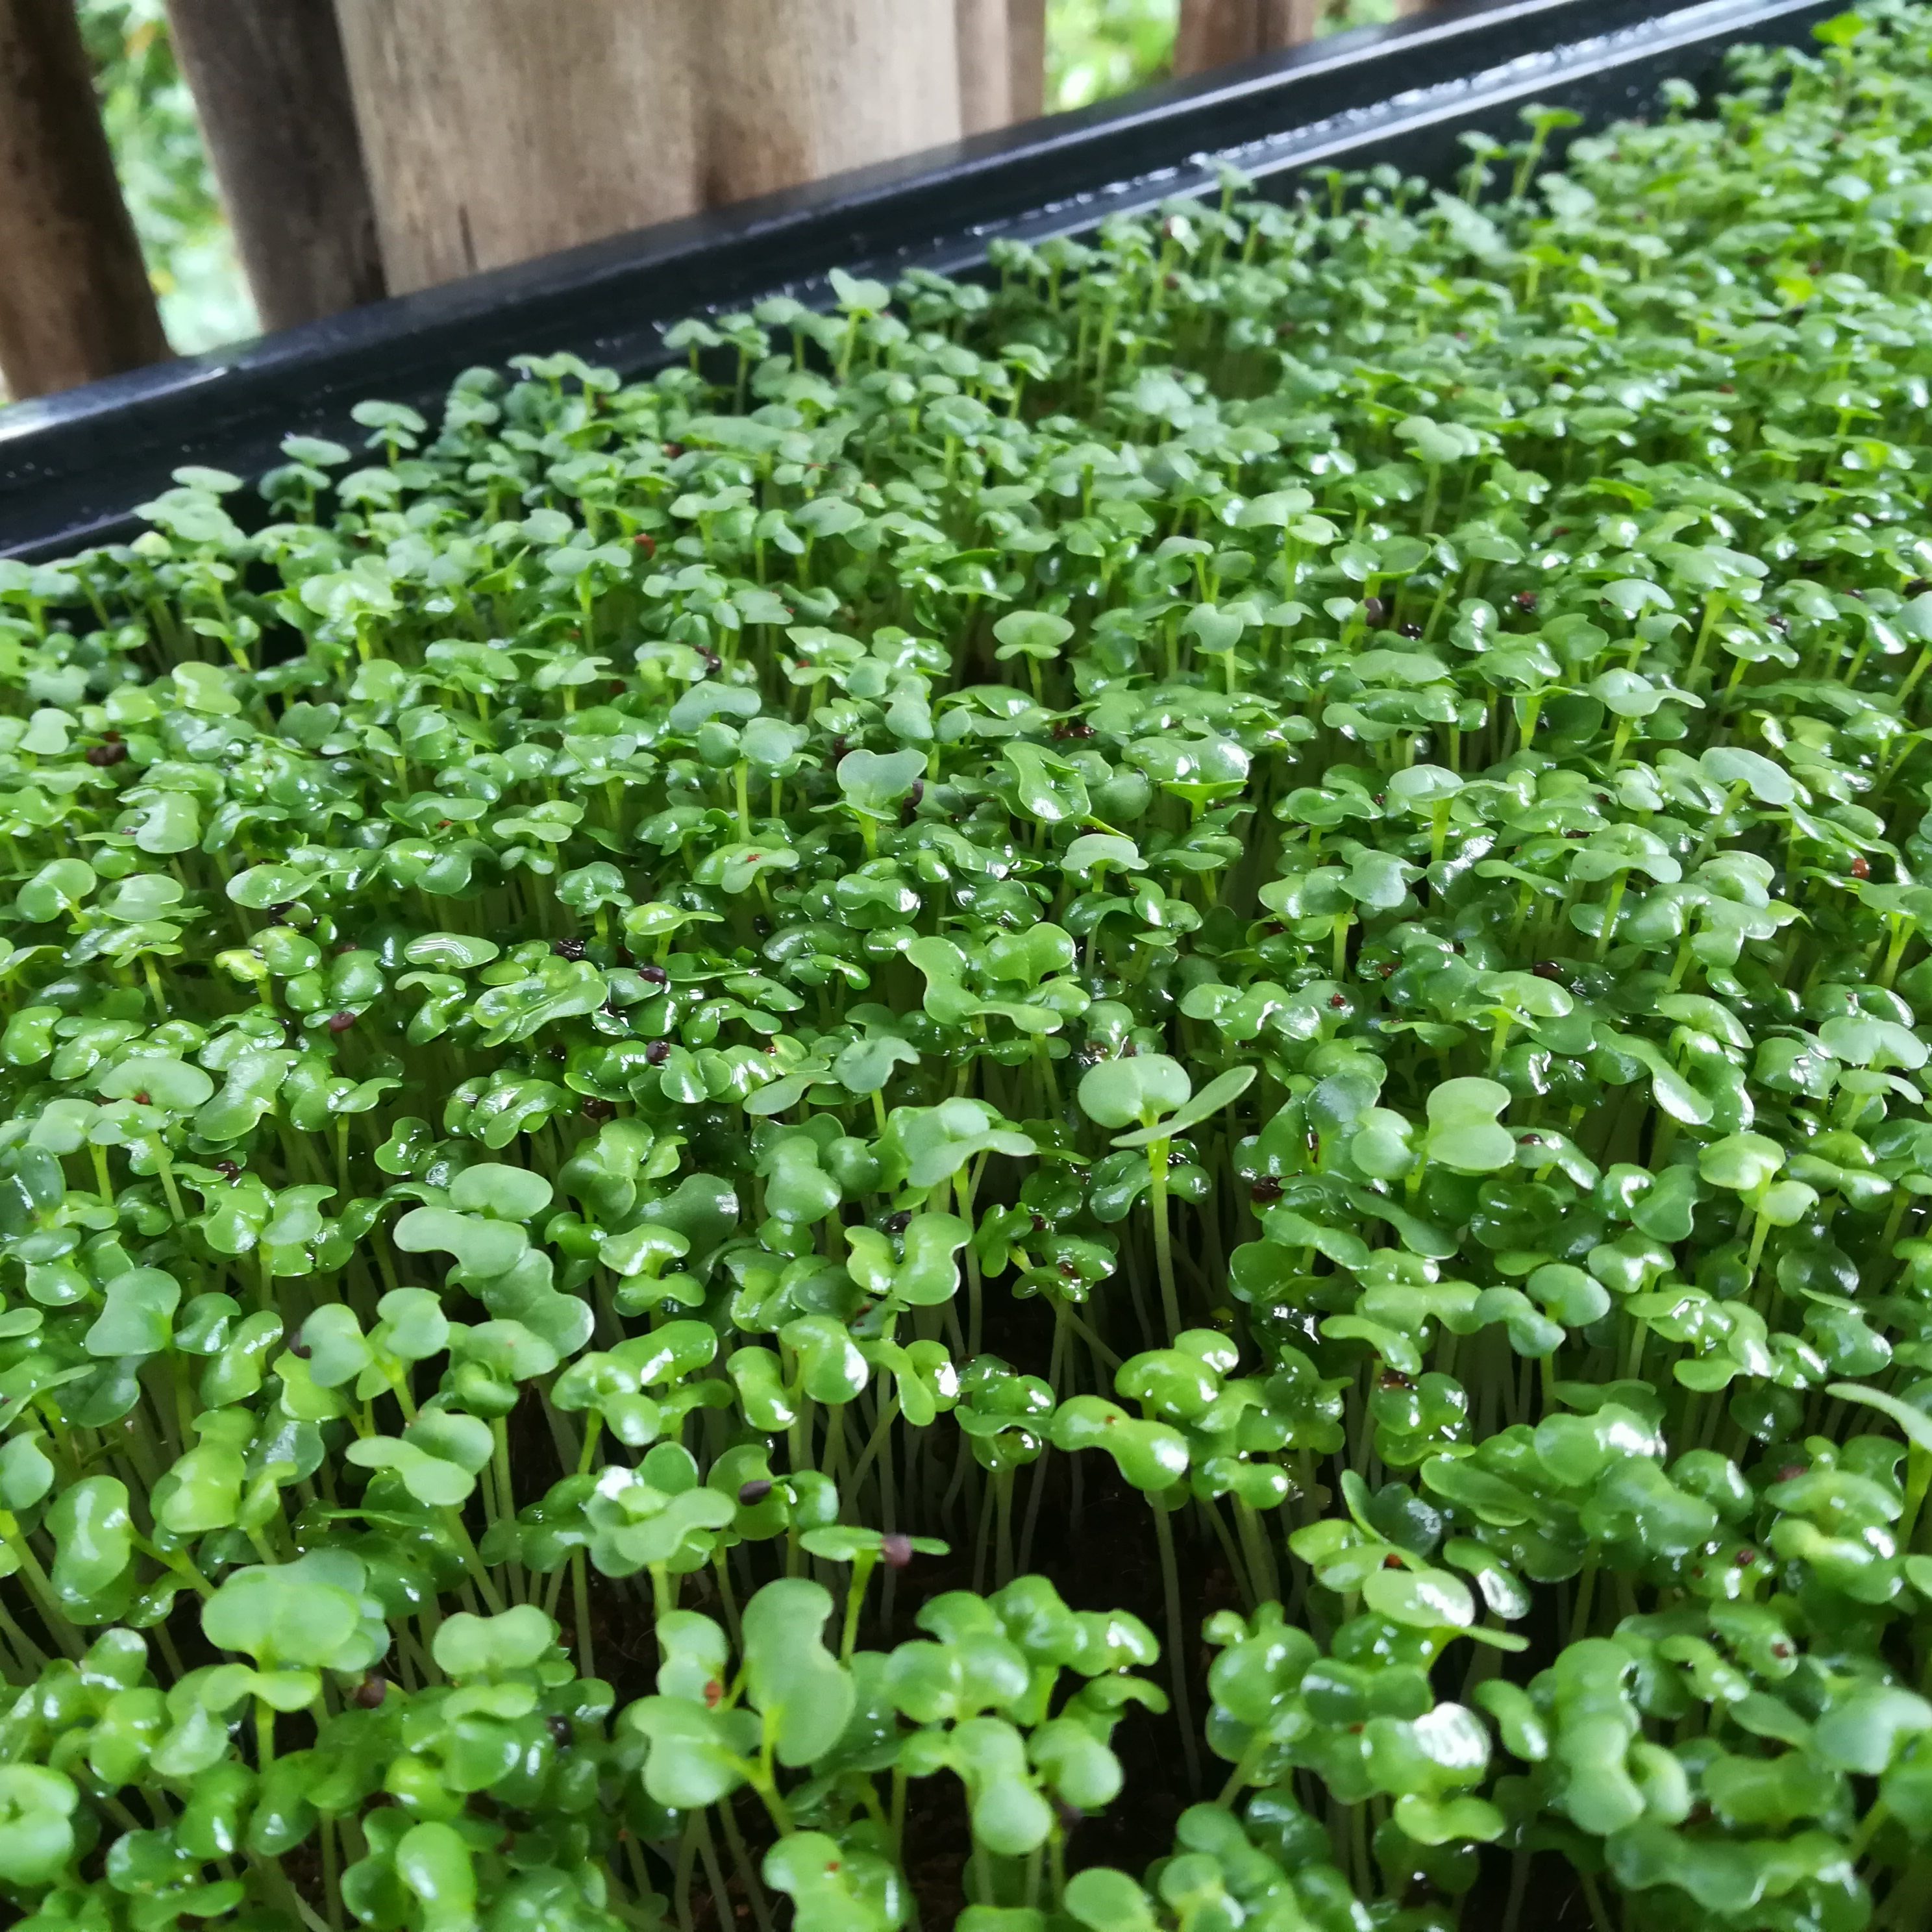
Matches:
[741,1578,855,1766]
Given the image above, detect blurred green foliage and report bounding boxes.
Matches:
[1046,0,1400,109]
[1046,0,1182,108]
[77,0,254,354]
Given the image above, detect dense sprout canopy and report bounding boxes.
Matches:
[9,8,1932,1931]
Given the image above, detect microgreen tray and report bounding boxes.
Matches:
[0,0,1839,562]
[6,5,1928,1932]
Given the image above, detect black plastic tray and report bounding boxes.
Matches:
[0,0,1839,561]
